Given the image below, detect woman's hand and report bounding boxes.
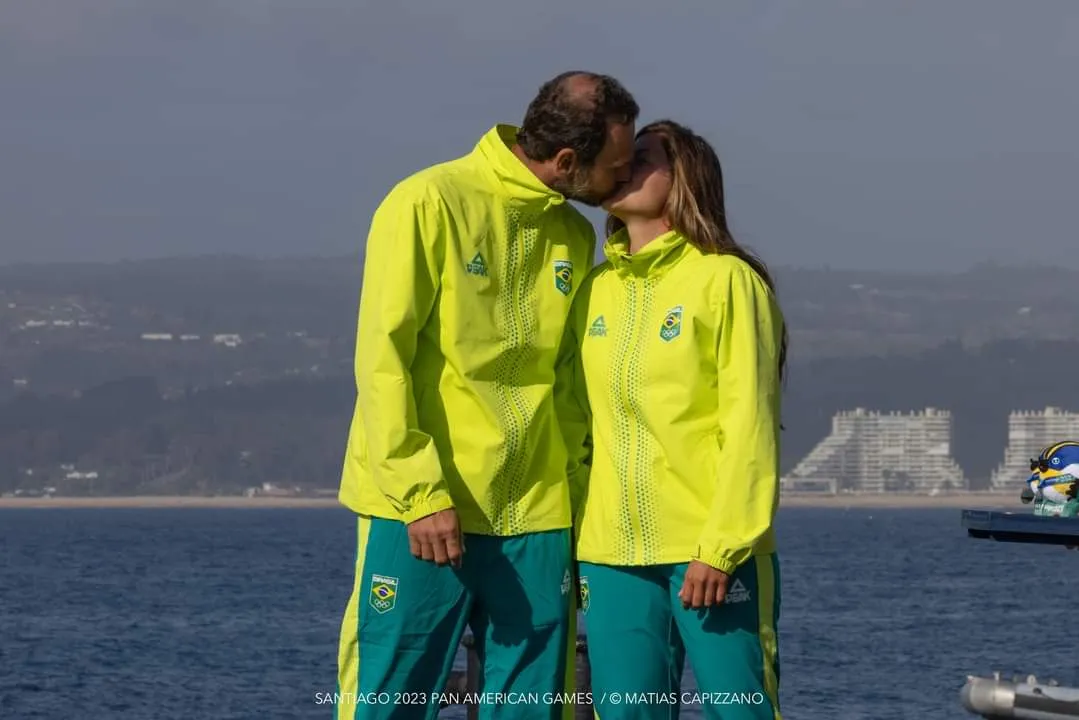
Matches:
[678,560,729,609]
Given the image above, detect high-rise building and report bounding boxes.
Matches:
[989,407,1079,491]
[781,407,967,493]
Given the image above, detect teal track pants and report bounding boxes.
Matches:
[336,515,579,720]
[579,555,781,720]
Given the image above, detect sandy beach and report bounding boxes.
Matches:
[0,492,1019,510]
[778,491,1016,509]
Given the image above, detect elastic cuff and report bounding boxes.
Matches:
[702,555,739,575]
[401,493,456,524]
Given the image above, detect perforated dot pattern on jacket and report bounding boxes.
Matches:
[489,208,543,535]
[629,279,661,564]
[608,280,638,563]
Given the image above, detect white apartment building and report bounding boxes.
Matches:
[989,407,1079,491]
[781,407,967,493]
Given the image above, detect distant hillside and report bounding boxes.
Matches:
[3,337,1079,494]
[0,254,363,337]
[3,255,1079,493]
[4,255,1079,398]
[773,262,1079,359]
[4,255,1077,349]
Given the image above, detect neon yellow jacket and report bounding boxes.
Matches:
[339,125,597,536]
[560,229,784,573]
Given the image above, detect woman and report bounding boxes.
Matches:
[559,120,787,720]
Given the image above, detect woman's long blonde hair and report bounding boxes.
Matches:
[606,120,788,381]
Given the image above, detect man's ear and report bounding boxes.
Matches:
[553,148,577,177]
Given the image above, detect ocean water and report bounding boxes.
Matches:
[2,506,1077,719]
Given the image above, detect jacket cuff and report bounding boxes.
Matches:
[401,492,456,524]
[695,541,746,575]
[700,554,739,575]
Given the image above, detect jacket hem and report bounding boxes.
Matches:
[340,492,572,537]
[576,547,774,569]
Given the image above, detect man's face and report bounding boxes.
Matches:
[558,121,635,207]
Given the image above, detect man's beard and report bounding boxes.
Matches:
[551,171,613,208]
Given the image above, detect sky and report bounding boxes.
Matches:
[1,0,1076,270]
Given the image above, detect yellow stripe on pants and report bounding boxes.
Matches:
[754,554,781,719]
[335,516,372,720]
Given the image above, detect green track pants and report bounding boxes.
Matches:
[579,555,781,720]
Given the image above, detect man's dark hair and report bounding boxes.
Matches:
[516,71,639,167]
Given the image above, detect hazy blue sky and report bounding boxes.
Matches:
[1,1,1076,270]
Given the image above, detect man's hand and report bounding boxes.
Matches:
[678,560,729,609]
[406,509,464,568]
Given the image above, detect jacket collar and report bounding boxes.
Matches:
[474,125,566,211]
[604,228,693,278]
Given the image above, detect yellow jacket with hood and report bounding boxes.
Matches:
[559,228,784,574]
[339,125,597,536]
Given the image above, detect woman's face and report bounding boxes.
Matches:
[603,132,673,219]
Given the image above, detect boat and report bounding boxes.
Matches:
[960,509,1079,718]
[962,673,1079,720]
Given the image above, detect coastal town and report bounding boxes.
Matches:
[3,257,1079,501]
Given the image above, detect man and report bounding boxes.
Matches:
[335,71,638,719]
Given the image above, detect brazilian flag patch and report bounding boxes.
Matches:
[554,260,573,296]
[659,305,683,342]
[369,574,399,614]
